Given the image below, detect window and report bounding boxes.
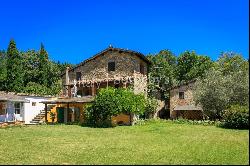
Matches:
[140,63,145,74]
[0,103,5,115]
[108,62,115,71]
[179,92,185,99]
[32,102,36,106]
[77,90,82,97]
[14,103,21,114]
[76,72,82,81]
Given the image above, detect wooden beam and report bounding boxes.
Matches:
[129,113,132,125]
[67,103,69,123]
[91,83,95,96]
[45,104,48,123]
[123,83,127,88]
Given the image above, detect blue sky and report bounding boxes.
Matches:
[0,0,249,64]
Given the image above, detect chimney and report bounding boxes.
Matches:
[65,67,70,97]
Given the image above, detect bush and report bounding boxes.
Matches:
[221,105,249,129]
[84,87,147,128]
[49,112,56,123]
[144,96,158,118]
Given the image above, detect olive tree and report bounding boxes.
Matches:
[193,53,249,120]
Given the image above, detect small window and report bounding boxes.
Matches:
[32,102,36,106]
[140,63,145,74]
[179,92,185,99]
[0,106,5,115]
[14,103,21,114]
[108,62,115,71]
[76,72,82,81]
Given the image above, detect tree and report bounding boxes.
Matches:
[6,39,24,92]
[38,43,49,86]
[23,82,48,95]
[215,52,249,106]
[0,50,7,91]
[193,53,249,120]
[193,69,231,120]
[147,50,177,99]
[39,43,49,59]
[56,61,74,74]
[22,50,40,85]
[216,52,249,75]
[1,40,72,96]
[175,51,213,83]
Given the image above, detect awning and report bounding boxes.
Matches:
[174,105,202,111]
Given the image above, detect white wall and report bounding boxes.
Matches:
[0,101,24,122]
[23,96,50,124]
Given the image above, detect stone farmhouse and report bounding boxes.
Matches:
[62,45,150,97]
[41,46,152,125]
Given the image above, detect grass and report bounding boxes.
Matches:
[0,120,248,165]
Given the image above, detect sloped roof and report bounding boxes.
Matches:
[0,91,30,102]
[40,96,94,104]
[170,80,197,90]
[16,93,54,98]
[61,46,151,76]
[174,105,202,111]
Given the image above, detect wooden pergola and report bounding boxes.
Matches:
[40,96,94,122]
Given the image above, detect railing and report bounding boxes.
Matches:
[4,113,16,122]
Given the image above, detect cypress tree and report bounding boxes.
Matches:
[0,50,7,91]
[39,43,49,86]
[6,39,24,92]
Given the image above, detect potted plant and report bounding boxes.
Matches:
[49,112,56,124]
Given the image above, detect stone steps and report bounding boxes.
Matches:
[30,104,56,124]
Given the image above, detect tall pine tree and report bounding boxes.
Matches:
[0,50,7,91]
[6,39,24,92]
[38,43,49,86]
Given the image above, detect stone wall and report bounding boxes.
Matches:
[133,72,148,95]
[149,89,166,118]
[170,82,196,118]
[111,113,131,126]
[68,50,147,81]
[62,49,148,96]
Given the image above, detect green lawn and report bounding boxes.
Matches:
[0,120,249,165]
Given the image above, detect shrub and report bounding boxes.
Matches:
[84,87,147,128]
[144,96,158,118]
[171,118,220,126]
[133,119,146,126]
[221,105,249,129]
[49,112,56,123]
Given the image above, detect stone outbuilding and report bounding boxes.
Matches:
[169,81,203,120]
